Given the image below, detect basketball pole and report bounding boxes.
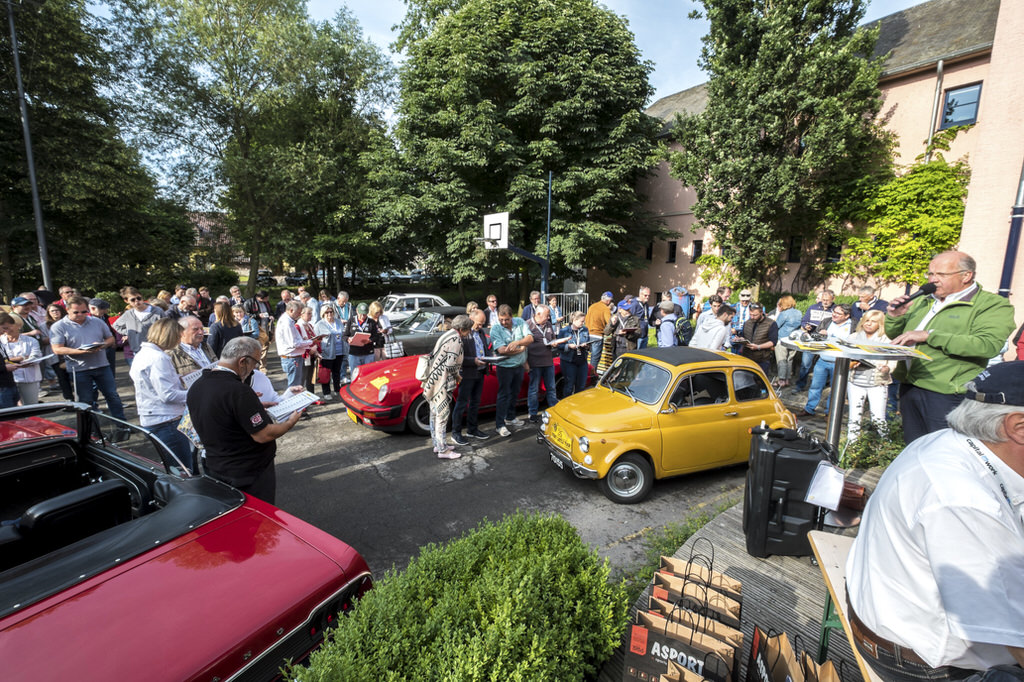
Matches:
[545,170,552,297]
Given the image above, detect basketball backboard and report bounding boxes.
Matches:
[482,212,509,250]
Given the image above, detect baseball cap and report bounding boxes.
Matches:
[658,301,675,312]
[356,302,369,314]
[964,364,1024,406]
[88,298,110,310]
[601,291,614,300]
[617,300,631,310]
[11,296,30,306]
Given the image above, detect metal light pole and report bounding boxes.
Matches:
[6,0,53,291]
[544,170,552,296]
[997,158,1024,299]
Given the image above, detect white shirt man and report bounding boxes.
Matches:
[847,363,1024,677]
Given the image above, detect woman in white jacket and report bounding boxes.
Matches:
[129,317,195,473]
[846,310,895,442]
[0,320,42,404]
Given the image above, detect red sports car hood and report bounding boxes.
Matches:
[0,506,365,681]
[348,354,420,398]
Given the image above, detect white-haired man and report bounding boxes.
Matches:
[847,362,1024,682]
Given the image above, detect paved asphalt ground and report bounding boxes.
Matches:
[41,349,829,580]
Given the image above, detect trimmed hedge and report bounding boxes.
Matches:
[292,513,628,681]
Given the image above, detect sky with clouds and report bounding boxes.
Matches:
[307,0,927,105]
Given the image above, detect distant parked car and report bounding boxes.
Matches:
[0,402,372,680]
[386,305,465,356]
[256,269,277,287]
[380,293,451,323]
[285,271,309,286]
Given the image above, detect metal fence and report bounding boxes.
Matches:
[549,292,589,319]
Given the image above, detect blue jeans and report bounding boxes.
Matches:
[0,385,19,409]
[281,356,303,388]
[561,361,588,396]
[495,365,524,428]
[804,359,834,413]
[589,337,604,363]
[148,417,196,474]
[71,366,126,420]
[348,353,374,373]
[528,365,557,416]
[796,351,817,388]
[452,374,485,433]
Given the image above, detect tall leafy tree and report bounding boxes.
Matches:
[108,0,392,293]
[0,0,192,296]
[672,0,893,291]
[372,0,667,291]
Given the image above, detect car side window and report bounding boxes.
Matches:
[733,370,769,402]
[669,376,693,408]
[689,372,730,406]
[403,299,416,311]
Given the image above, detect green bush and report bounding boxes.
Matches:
[842,415,904,469]
[293,513,628,682]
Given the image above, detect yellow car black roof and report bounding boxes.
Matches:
[627,347,725,366]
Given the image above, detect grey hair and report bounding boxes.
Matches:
[221,336,261,361]
[177,316,201,329]
[185,288,198,296]
[337,291,349,301]
[450,314,473,332]
[946,397,1022,443]
[286,300,305,314]
[858,285,876,296]
[216,295,230,303]
[534,304,550,317]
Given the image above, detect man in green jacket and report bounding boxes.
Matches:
[887,250,1016,444]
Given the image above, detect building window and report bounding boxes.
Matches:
[645,242,653,261]
[787,236,802,263]
[691,240,703,263]
[667,241,677,264]
[940,83,982,130]
[825,237,843,263]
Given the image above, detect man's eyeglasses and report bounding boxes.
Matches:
[240,355,259,365]
[927,270,968,278]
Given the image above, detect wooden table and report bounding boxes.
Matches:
[808,530,883,682]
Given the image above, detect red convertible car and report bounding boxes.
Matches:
[341,354,592,435]
[0,403,371,681]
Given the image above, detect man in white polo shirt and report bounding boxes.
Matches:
[847,362,1024,682]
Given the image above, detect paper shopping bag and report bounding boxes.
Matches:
[623,611,736,682]
[651,572,742,629]
[662,659,711,682]
[659,555,743,602]
[746,627,804,682]
[799,652,840,682]
[648,595,744,650]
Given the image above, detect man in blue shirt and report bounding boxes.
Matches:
[490,305,534,437]
[50,297,128,435]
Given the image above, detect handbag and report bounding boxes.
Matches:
[384,340,405,359]
[415,354,430,382]
[317,364,332,384]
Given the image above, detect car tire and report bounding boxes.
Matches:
[406,395,431,436]
[599,453,654,504]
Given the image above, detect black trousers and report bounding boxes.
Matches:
[899,384,965,445]
[452,374,486,433]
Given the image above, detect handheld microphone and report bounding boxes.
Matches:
[901,282,937,304]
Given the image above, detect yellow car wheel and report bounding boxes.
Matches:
[599,453,653,504]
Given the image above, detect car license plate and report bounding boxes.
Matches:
[549,423,572,453]
[347,409,358,424]
[550,453,564,470]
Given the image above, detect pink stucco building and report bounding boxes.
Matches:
[589,0,1023,320]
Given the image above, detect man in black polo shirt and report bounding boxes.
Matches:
[187,337,302,504]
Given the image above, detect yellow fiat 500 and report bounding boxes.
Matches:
[538,347,796,503]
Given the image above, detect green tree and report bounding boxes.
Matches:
[372,0,667,292]
[839,128,971,285]
[671,0,894,291]
[109,0,392,294]
[0,0,192,297]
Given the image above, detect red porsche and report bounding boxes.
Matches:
[0,403,372,681]
[340,354,592,435]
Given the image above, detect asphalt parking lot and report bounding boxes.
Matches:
[43,353,749,578]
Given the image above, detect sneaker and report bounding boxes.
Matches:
[505,417,523,427]
[528,414,541,424]
[320,394,332,401]
[496,426,512,437]
[452,432,469,446]
[437,449,462,460]
[467,429,490,440]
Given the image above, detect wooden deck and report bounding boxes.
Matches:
[599,466,882,682]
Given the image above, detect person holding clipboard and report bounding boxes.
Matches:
[345,302,381,374]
